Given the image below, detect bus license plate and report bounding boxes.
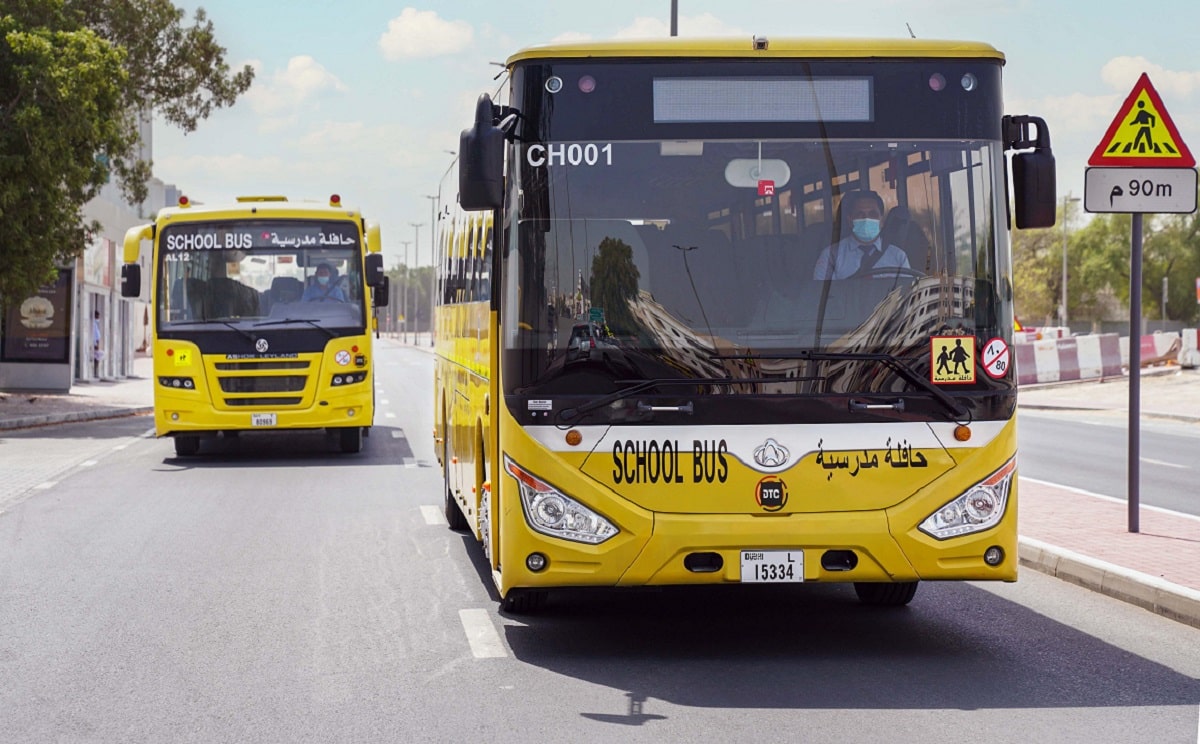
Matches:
[740,550,803,583]
[251,413,277,427]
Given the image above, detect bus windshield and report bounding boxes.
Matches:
[157,220,366,330]
[504,137,1011,398]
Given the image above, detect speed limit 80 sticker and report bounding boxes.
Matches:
[982,337,1010,379]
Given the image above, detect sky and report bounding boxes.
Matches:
[152,0,1200,269]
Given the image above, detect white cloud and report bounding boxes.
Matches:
[379,8,473,60]
[614,13,745,39]
[244,56,347,117]
[1100,56,1200,99]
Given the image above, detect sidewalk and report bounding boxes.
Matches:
[1,349,1198,628]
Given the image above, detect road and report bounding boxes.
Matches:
[1,342,1197,743]
[1018,408,1200,516]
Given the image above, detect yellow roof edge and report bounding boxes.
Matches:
[507,37,1004,66]
[156,200,363,223]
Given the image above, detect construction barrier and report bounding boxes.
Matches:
[1014,333,1124,385]
[1182,329,1199,369]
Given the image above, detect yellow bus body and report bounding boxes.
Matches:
[125,196,380,452]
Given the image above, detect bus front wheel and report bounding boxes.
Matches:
[853,581,918,606]
[338,426,363,454]
[174,436,200,457]
[500,588,547,614]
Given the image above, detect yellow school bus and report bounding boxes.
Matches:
[436,37,1056,611]
[120,194,388,455]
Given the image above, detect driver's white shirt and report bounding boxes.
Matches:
[812,237,910,280]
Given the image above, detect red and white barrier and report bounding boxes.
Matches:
[1182,329,1199,369]
[1014,333,1124,385]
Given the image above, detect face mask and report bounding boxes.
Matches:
[851,218,881,243]
[317,275,330,286]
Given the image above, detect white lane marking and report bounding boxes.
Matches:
[390,431,405,439]
[420,505,445,525]
[79,460,98,467]
[459,608,507,658]
[112,443,129,451]
[1140,456,1187,469]
[385,412,397,419]
[379,399,389,405]
[1020,476,1200,523]
[34,482,55,490]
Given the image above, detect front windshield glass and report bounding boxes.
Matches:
[505,138,1011,397]
[157,220,366,330]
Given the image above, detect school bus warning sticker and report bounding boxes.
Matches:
[930,336,975,384]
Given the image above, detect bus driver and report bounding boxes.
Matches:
[812,190,910,280]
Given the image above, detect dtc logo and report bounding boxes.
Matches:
[755,476,788,512]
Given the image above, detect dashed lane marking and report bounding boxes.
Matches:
[419,505,445,525]
[459,608,507,659]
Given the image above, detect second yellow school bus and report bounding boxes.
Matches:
[435,36,1056,612]
[120,194,388,456]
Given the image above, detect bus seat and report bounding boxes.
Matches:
[883,206,931,273]
[270,276,304,305]
[170,278,208,321]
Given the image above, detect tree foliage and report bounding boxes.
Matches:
[0,0,253,302]
[1012,206,1200,328]
[590,237,641,336]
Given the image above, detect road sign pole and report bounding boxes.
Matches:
[1128,214,1142,534]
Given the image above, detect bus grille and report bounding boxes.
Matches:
[224,397,304,406]
[218,375,307,393]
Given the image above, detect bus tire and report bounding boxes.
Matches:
[444,451,469,531]
[500,588,547,615]
[853,581,918,606]
[174,436,200,457]
[338,426,363,454]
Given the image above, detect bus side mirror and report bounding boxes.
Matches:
[365,252,385,287]
[1004,114,1057,229]
[121,264,141,298]
[459,94,504,211]
[374,275,390,308]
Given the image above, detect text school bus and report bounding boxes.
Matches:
[121,195,389,456]
[435,37,1056,612]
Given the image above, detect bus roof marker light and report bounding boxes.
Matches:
[928,73,946,92]
[545,76,563,94]
[329,194,341,207]
[178,195,190,207]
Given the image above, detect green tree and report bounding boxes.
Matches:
[0,0,252,302]
[589,237,641,335]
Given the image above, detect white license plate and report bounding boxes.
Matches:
[740,550,804,583]
[250,413,277,427]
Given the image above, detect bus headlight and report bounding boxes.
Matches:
[919,458,1015,540]
[504,455,618,545]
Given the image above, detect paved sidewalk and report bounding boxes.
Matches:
[1,348,1198,628]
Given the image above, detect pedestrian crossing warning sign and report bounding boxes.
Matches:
[1089,73,1195,168]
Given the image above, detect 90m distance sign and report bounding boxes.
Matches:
[1084,167,1197,214]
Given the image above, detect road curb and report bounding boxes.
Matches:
[0,406,153,432]
[1018,536,1200,630]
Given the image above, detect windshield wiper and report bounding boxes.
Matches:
[555,376,746,426]
[714,350,970,422]
[185,319,258,343]
[253,318,337,339]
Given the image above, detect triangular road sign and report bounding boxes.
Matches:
[1089,73,1195,167]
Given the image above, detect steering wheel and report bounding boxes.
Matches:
[856,266,925,281]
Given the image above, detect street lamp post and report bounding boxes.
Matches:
[424,194,438,346]
[1061,193,1080,328]
[410,222,423,345]
[399,241,411,341]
